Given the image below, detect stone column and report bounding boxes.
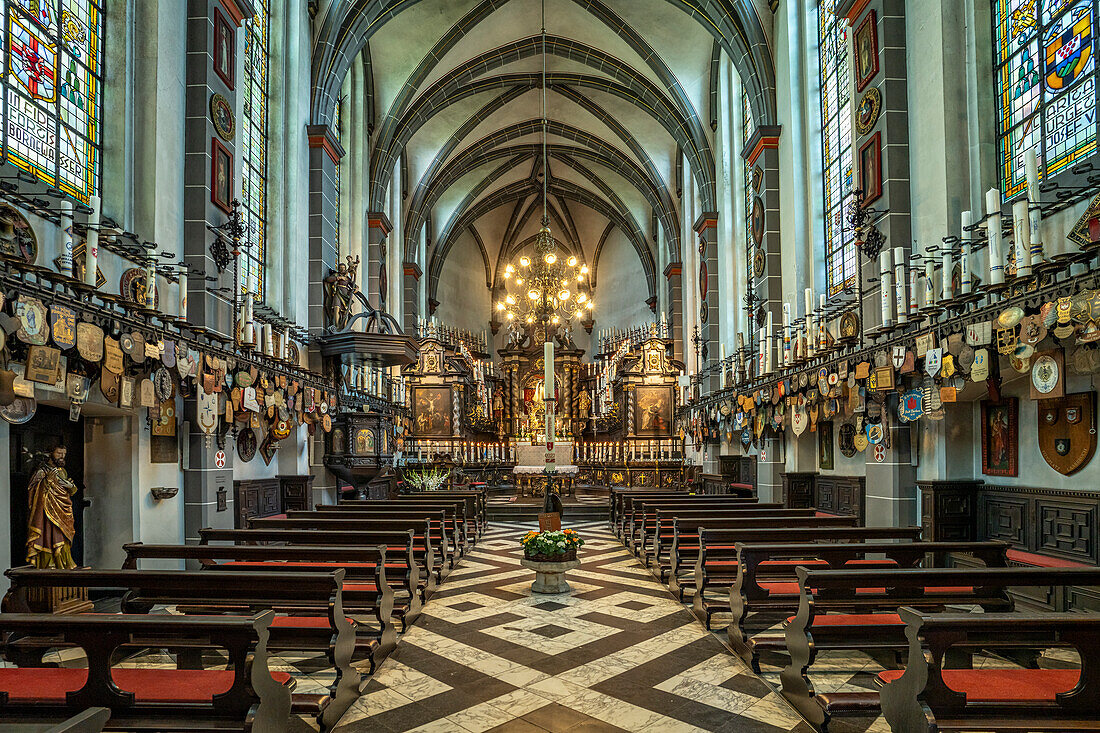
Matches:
[664,263,683,363]
[403,262,420,333]
[743,126,784,499]
[306,125,345,336]
[366,213,392,309]
[182,0,254,542]
[694,213,720,393]
[864,397,917,526]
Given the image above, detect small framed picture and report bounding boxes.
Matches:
[981,397,1018,477]
[859,132,882,205]
[854,10,879,92]
[210,137,233,214]
[213,7,235,90]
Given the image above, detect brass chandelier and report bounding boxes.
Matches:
[496,0,592,330]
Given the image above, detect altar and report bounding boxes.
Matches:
[512,441,576,497]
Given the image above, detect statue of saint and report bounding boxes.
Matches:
[26,445,79,569]
[323,255,361,331]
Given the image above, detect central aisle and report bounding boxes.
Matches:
[334,521,812,732]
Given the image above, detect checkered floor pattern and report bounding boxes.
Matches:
[331,521,816,732]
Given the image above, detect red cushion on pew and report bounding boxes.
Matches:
[760,582,801,595]
[0,668,292,703]
[925,586,973,593]
[786,613,904,626]
[876,669,1080,702]
[269,615,354,628]
[221,561,380,568]
[343,583,378,592]
[1006,549,1090,568]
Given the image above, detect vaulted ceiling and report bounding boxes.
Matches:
[310,0,775,312]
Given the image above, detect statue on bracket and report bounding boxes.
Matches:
[323,255,361,331]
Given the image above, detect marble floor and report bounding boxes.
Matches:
[332,521,815,733]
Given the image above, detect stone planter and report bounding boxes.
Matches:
[523,550,577,563]
[520,558,581,594]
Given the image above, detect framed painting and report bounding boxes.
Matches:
[981,397,1018,477]
[211,137,233,214]
[859,132,882,205]
[413,386,453,437]
[634,385,674,437]
[854,10,879,93]
[819,421,834,470]
[213,6,235,90]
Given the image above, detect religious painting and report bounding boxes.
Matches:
[211,137,233,214]
[819,421,834,470]
[859,132,882,205]
[634,385,673,438]
[413,386,452,437]
[854,10,879,92]
[213,6,235,90]
[354,427,376,455]
[981,397,1018,477]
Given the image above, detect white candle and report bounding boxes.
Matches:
[1025,149,1044,264]
[908,256,919,315]
[985,188,1005,285]
[805,287,815,358]
[719,343,726,389]
[940,239,952,301]
[923,243,936,307]
[84,195,100,287]
[819,293,827,349]
[960,210,973,295]
[758,326,766,376]
[894,247,907,325]
[1012,198,1031,277]
[782,302,791,366]
[879,248,894,328]
[58,200,74,277]
[178,270,188,319]
[765,311,774,374]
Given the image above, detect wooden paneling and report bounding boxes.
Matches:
[781,472,815,509]
[234,479,280,529]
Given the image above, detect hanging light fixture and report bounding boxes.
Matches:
[497,0,592,330]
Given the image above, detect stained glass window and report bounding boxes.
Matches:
[240,0,268,297]
[816,0,856,297]
[993,0,1097,198]
[334,97,341,252]
[1,0,103,204]
[742,90,754,291]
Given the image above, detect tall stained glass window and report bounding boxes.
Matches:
[816,0,856,297]
[994,0,1097,198]
[2,0,103,204]
[742,91,754,289]
[241,0,269,298]
[334,97,341,251]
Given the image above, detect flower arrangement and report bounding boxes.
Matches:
[521,529,584,561]
[404,467,450,492]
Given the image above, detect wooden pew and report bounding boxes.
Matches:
[120,541,412,634]
[878,607,1100,733]
[245,516,451,582]
[199,526,437,604]
[643,507,818,575]
[0,611,292,732]
[618,494,761,544]
[341,489,487,533]
[624,499,775,552]
[3,568,356,731]
[669,522,911,602]
[276,507,466,559]
[610,491,758,539]
[728,540,1011,667]
[16,707,111,733]
[326,495,485,541]
[783,566,1100,730]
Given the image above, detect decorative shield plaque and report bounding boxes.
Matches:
[49,305,76,350]
[1038,392,1096,476]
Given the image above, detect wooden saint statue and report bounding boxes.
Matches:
[26,445,79,569]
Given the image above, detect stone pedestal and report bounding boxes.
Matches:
[520,558,581,594]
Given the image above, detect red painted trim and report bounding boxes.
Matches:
[367,213,393,236]
[218,0,249,27]
[664,263,682,279]
[747,136,780,167]
[307,134,342,165]
[843,0,873,26]
[404,262,422,280]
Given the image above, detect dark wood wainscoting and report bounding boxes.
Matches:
[234,475,316,528]
[780,472,865,522]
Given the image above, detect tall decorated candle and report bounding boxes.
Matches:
[985,188,1005,285]
[960,211,973,295]
[879,248,894,328]
[1024,148,1044,264]
[58,199,74,277]
[84,195,100,286]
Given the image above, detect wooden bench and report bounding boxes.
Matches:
[617,495,762,544]
[611,491,759,539]
[342,489,488,532]
[728,541,1011,667]
[626,500,779,554]
[5,707,111,733]
[199,526,437,605]
[670,522,914,603]
[327,495,485,541]
[878,607,1100,732]
[244,516,451,582]
[4,568,356,731]
[275,507,466,559]
[120,541,409,635]
[303,504,471,554]
[783,565,1100,730]
[643,507,818,577]
[0,611,292,732]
